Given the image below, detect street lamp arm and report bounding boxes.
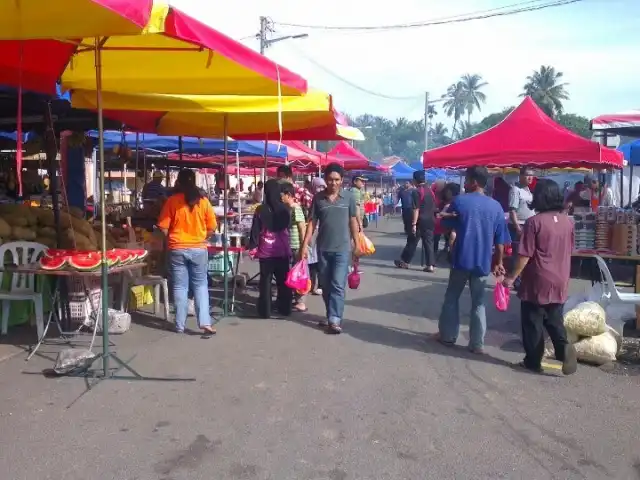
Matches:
[265,33,309,48]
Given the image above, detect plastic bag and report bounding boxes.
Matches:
[574,330,619,365]
[563,301,606,337]
[348,261,361,290]
[358,233,375,256]
[494,279,510,312]
[286,260,310,292]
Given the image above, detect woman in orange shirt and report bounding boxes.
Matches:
[157,169,217,337]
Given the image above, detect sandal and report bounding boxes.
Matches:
[423,266,435,273]
[514,361,543,374]
[394,260,409,269]
[201,327,217,339]
[328,323,342,334]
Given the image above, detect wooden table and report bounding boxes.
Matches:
[572,251,640,328]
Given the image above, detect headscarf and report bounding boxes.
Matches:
[259,178,290,232]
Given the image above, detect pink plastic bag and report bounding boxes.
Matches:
[348,261,361,290]
[494,278,510,312]
[286,260,310,291]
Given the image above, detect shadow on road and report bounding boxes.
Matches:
[290,312,516,370]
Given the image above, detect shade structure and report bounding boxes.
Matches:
[618,140,640,166]
[92,131,288,159]
[591,109,640,136]
[71,89,360,140]
[390,162,416,181]
[327,140,384,171]
[0,4,307,96]
[423,97,623,170]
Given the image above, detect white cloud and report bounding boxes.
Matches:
[172,0,640,124]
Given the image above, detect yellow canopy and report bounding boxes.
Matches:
[0,2,308,96]
[71,89,362,140]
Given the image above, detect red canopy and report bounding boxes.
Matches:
[422,96,623,170]
[327,141,383,171]
[591,109,640,136]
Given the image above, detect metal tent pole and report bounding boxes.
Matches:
[222,116,230,317]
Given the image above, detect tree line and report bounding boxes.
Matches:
[317,65,591,163]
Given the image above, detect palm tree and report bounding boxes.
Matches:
[442,82,466,136]
[430,122,448,137]
[460,73,488,123]
[456,120,477,140]
[521,65,569,118]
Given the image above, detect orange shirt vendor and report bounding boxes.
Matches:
[157,169,217,337]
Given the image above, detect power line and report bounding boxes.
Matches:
[274,0,585,31]
[284,42,424,101]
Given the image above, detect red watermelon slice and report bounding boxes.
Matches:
[39,255,67,271]
[129,249,148,262]
[43,249,76,259]
[68,252,103,271]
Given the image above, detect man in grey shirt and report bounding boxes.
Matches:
[508,168,535,286]
[508,167,535,240]
[300,163,361,334]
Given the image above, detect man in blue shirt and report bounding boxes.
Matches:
[437,167,510,353]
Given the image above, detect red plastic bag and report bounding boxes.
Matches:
[286,260,310,292]
[348,261,361,289]
[494,278,510,312]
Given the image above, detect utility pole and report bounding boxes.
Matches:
[259,16,267,54]
[424,91,430,155]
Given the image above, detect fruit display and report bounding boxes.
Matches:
[38,248,148,272]
[0,203,104,250]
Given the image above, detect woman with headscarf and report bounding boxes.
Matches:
[157,169,217,337]
[248,179,293,318]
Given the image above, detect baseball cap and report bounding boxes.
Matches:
[352,174,366,183]
[519,167,535,176]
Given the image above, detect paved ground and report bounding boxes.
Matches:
[1,217,640,480]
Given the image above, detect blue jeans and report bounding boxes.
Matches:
[317,251,350,326]
[438,268,487,349]
[169,248,211,332]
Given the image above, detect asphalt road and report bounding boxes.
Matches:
[0,217,639,480]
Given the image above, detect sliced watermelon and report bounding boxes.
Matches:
[105,251,120,267]
[129,249,148,262]
[109,249,136,265]
[43,249,76,259]
[39,256,67,271]
[68,252,103,271]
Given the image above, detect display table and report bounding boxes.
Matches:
[207,245,244,314]
[0,263,146,359]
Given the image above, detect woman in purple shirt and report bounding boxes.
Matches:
[504,179,577,375]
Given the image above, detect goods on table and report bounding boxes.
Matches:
[572,212,596,251]
[38,248,148,272]
[563,301,606,337]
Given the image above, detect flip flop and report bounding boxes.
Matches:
[201,327,217,339]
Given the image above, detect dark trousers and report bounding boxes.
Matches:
[401,219,435,266]
[258,257,292,318]
[521,301,569,369]
[309,263,320,290]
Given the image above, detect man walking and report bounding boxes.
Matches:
[394,170,436,272]
[436,167,510,353]
[300,163,361,334]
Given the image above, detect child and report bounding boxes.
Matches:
[280,182,308,312]
[247,179,293,318]
[436,183,461,262]
[308,177,326,295]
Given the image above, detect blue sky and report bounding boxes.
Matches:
[173,0,639,126]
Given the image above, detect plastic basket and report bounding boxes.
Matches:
[207,252,237,277]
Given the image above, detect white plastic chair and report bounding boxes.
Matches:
[594,255,640,306]
[0,242,47,339]
[119,271,170,322]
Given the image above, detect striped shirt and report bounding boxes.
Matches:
[289,205,306,251]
